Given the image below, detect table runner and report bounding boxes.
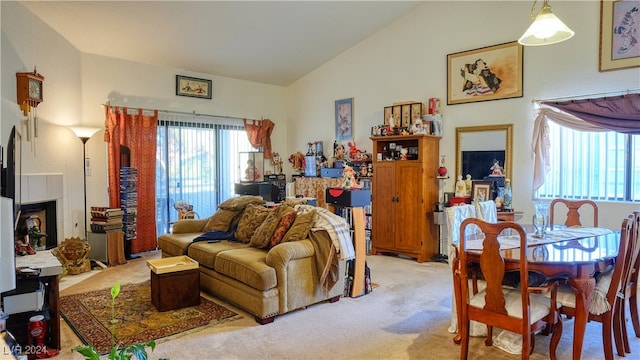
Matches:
[465,227,613,250]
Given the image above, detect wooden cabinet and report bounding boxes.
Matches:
[370,134,440,262]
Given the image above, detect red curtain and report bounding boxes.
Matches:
[243,118,275,159]
[105,106,158,254]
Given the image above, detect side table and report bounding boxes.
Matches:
[147,256,200,312]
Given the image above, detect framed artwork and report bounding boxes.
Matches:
[176,75,212,99]
[599,0,640,71]
[335,98,353,141]
[401,104,411,127]
[447,41,523,105]
[471,181,492,202]
[384,106,393,125]
[411,102,423,124]
[392,105,401,128]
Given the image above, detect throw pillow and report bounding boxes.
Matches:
[281,197,308,207]
[202,209,238,232]
[281,209,316,243]
[235,204,272,243]
[269,210,297,248]
[218,196,265,211]
[250,205,293,249]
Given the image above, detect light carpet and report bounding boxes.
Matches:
[54,250,640,360]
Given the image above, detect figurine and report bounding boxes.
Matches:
[465,174,472,196]
[342,165,361,189]
[455,175,467,197]
[244,159,260,181]
[489,159,504,177]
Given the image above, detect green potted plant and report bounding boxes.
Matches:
[72,283,155,360]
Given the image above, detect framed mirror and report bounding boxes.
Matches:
[455,124,513,182]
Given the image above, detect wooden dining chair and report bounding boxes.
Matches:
[549,199,598,228]
[556,213,637,360]
[457,218,563,360]
[616,210,640,356]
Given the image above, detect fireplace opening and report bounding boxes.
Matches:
[18,201,58,250]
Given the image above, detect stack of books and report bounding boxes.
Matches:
[120,167,138,242]
[90,207,124,233]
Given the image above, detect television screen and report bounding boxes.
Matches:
[1,125,22,229]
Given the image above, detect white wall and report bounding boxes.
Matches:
[286,1,639,229]
[2,2,287,240]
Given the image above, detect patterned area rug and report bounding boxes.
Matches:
[60,281,240,354]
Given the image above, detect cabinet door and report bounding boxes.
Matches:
[372,162,395,250]
[394,162,423,251]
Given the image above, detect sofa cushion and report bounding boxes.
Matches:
[250,205,293,249]
[235,204,272,243]
[218,195,265,211]
[187,240,250,269]
[202,209,239,232]
[214,247,277,291]
[269,210,297,248]
[282,209,316,243]
[158,232,202,256]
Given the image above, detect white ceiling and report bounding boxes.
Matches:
[21,1,424,86]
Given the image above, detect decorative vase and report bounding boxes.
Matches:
[532,200,550,238]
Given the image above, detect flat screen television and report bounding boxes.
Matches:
[1,125,22,228]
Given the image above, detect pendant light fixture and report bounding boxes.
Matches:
[518,0,574,46]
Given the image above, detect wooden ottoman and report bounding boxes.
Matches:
[147,256,200,311]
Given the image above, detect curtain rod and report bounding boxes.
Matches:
[531,88,640,103]
[101,102,241,120]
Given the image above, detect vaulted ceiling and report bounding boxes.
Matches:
[22,1,423,86]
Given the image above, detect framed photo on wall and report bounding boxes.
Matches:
[176,75,212,99]
[447,41,523,105]
[599,0,640,71]
[471,181,492,202]
[335,98,353,141]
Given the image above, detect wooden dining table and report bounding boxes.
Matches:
[452,226,620,360]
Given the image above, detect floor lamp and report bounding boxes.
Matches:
[70,126,101,239]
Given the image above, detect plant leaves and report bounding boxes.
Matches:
[111,282,121,300]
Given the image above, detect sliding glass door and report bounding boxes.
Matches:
[156,114,254,235]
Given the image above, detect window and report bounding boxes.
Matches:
[155,114,256,235]
[536,121,640,202]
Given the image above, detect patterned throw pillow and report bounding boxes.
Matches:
[218,195,266,211]
[281,209,316,243]
[202,209,239,232]
[250,205,293,249]
[269,211,298,248]
[235,204,272,243]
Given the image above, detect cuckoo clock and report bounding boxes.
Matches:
[16,68,44,116]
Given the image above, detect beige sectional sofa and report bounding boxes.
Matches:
[157,196,346,324]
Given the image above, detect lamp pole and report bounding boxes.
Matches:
[70,127,100,239]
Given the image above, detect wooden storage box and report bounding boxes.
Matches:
[147,256,200,311]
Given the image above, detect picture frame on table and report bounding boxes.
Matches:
[335,98,353,141]
[599,0,640,71]
[176,75,212,99]
[447,41,523,105]
[471,181,493,202]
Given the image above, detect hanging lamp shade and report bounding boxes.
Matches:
[518,1,574,46]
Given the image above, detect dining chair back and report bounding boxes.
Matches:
[557,213,637,360]
[616,210,640,356]
[457,219,562,360]
[549,199,598,228]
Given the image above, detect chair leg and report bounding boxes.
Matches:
[613,300,627,356]
[602,313,615,360]
[484,326,493,346]
[549,317,563,360]
[630,290,640,338]
[460,320,470,360]
[521,331,531,360]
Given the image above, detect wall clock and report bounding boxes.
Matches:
[17,68,44,115]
